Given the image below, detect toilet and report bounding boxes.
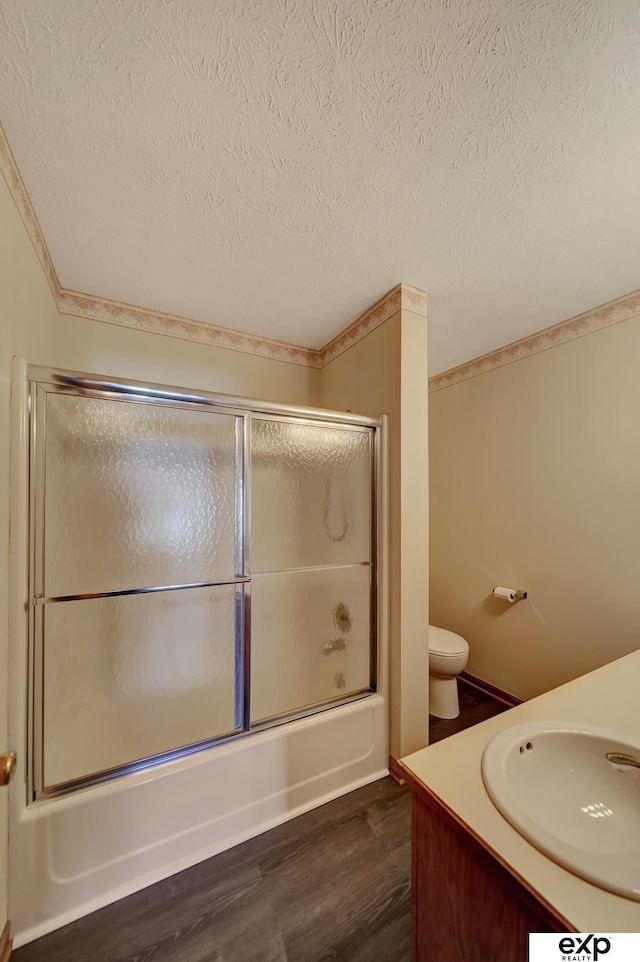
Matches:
[428,625,470,719]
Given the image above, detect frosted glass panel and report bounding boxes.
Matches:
[252,420,371,572]
[42,586,239,788]
[251,565,371,723]
[44,393,238,596]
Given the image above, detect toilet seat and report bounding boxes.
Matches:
[429,625,469,658]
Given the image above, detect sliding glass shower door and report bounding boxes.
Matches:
[28,370,378,798]
[250,418,374,723]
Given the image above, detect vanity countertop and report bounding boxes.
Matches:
[401,649,640,933]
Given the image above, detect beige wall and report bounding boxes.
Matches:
[430,315,640,700]
[321,309,430,758]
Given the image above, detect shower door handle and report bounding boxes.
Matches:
[0,751,16,786]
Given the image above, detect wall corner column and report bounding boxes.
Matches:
[392,299,429,759]
[318,284,430,763]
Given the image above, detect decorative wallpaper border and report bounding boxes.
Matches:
[320,283,427,365]
[0,123,60,302]
[2,120,637,381]
[428,289,640,393]
[1,122,424,368]
[57,288,322,367]
[57,282,426,369]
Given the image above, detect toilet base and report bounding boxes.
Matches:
[429,675,461,719]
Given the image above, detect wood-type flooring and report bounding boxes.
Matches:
[14,778,412,962]
[14,683,508,962]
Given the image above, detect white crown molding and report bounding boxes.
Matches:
[428,289,640,393]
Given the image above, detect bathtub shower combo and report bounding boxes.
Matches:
[11,364,388,944]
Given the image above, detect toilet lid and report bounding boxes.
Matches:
[429,625,469,657]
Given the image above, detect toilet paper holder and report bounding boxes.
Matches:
[493,586,527,603]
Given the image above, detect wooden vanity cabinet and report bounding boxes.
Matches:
[402,768,575,962]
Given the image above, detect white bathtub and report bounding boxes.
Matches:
[10,693,388,946]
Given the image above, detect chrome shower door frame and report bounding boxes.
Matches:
[26,365,381,800]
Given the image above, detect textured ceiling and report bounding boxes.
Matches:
[1,0,639,374]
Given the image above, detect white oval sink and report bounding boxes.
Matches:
[481,721,640,900]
